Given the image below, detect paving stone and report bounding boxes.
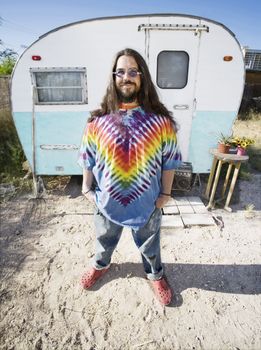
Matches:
[181,214,215,226]
[164,198,177,207]
[178,205,195,214]
[192,205,209,214]
[174,197,190,205]
[161,215,184,228]
[187,196,204,205]
[163,206,179,214]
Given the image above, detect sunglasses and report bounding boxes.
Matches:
[113,68,142,78]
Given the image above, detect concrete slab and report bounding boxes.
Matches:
[158,197,214,227]
[178,205,195,214]
[163,206,179,214]
[161,215,184,228]
[174,197,190,205]
[164,198,177,207]
[181,214,215,227]
[192,205,210,214]
[187,196,204,205]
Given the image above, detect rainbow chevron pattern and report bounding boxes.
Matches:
[78,107,181,211]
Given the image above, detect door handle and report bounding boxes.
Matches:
[173,104,189,110]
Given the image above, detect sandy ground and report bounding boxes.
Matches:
[0,174,260,350]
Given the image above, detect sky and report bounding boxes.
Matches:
[1,0,261,55]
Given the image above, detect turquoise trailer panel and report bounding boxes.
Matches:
[13,112,89,175]
[188,111,236,173]
[14,110,237,175]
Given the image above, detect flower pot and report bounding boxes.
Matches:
[237,146,246,156]
[218,143,230,153]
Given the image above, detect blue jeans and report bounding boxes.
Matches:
[92,206,163,281]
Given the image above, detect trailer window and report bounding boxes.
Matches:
[157,51,189,89]
[30,68,87,104]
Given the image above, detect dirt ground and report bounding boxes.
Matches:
[0,171,261,350]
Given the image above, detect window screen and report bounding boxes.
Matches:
[157,51,189,89]
[31,68,87,104]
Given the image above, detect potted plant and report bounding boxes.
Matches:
[231,136,255,156]
[217,133,233,153]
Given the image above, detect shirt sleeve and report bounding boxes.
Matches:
[77,121,96,170]
[161,117,182,170]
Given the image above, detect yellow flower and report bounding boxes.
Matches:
[232,135,255,149]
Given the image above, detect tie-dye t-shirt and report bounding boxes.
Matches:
[78,107,181,229]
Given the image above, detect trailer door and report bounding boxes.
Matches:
[141,23,208,163]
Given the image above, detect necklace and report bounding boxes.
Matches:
[119,102,140,110]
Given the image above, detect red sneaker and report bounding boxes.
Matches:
[81,267,109,289]
[150,277,172,305]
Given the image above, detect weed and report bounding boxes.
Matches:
[244,203,255,219]
[0,109,26,176]
[0,108,31,200]
[238,109,261,121]
[0,173,33,202]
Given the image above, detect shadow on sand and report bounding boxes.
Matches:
[87,262,261,307]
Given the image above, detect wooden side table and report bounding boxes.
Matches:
[205,149,249,211]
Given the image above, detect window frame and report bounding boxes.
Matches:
[156,50,189,89]
[30,67,88,105]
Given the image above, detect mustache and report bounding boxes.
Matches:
[120,81,135,86]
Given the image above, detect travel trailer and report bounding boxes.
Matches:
[11,14,245,186]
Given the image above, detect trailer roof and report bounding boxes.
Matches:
[39,13,236,40]
[11,13,240,83]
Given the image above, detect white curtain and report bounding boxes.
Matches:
[35,72,83,102]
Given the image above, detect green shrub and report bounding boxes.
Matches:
[0,56,16,75]
[0,109,26,176]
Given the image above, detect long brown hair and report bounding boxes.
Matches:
[90,48,175,125]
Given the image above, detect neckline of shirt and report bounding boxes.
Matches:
[119,102,140,111]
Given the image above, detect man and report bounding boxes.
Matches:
[78,48,181,306]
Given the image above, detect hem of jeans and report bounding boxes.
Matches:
[92,262,111,270]
[146,270,164,281]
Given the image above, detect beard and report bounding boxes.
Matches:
[116,82,139,103]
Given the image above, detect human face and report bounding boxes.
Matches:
[114,55,141,103]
